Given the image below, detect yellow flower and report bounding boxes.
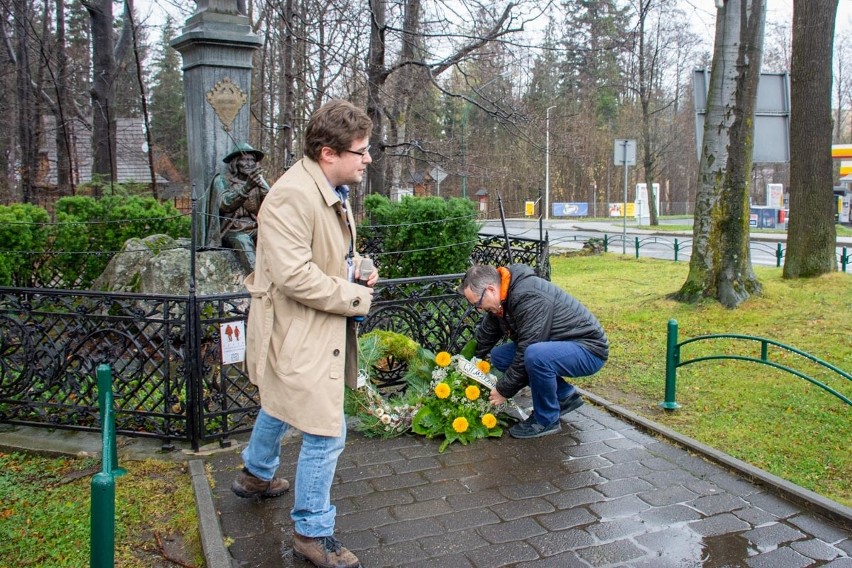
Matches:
[435,351,452,367]
[481,413,497,429]
[476,360,491,374]
[452,417,469,433]
[434,382,451,399]
[465,385,481,401]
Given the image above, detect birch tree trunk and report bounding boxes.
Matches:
[782,0,839,277]
[676,0,765,308]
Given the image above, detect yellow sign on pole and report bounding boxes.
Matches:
[525,201,535,216]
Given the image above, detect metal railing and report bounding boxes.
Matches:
[661,319,852,410]
[0,233,548,449]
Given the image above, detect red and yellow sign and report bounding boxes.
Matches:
[832,145,852,175]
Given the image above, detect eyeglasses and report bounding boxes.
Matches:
[474,287,488,310]
[342,145,371,157]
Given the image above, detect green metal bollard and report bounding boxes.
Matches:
[90,472,115,568]
[96,364,125,477]
[842,247,848,273]
[635,237,640,259]
[660,319,681,410]
[674,238,679,262]
[776,243,783,267]
[603,234,609,252]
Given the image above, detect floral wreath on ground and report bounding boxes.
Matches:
[344,331,511,451]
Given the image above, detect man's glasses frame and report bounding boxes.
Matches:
[474,287,488,310]
[342,145,371,157]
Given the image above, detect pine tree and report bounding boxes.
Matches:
[149,16,187,178]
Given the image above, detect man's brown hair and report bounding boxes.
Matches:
[304,100,372,161]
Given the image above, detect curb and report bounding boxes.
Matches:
[188,459,233,568]
[577,387,852,531]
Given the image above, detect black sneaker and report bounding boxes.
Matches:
[558,393,584,415]
[508,416,562,439]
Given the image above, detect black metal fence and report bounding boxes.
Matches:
[0,233,548,449]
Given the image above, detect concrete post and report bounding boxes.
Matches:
[171,0,261,243]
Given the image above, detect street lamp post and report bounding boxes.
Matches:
[545,105,555,221]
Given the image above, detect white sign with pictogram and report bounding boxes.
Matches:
[220,321,246,364]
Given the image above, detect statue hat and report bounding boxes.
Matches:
[223,142,265,164]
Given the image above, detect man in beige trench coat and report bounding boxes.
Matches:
[231,100,377,568]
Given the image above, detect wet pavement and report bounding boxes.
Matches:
[206,394,852,568]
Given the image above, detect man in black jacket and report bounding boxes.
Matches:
[460,264,608,438]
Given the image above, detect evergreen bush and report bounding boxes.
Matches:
[361,195,480,278]
[0,204,51,286]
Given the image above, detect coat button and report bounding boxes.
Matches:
[353,299,360,307]
[333,349,340,356]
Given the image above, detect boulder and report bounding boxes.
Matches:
[93,234,247,295]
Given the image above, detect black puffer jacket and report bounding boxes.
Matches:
[474,264,609,399]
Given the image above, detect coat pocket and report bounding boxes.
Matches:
[275,317,305,376]
[245,275,275,382]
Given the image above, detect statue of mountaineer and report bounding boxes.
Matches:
[200,143,271,272]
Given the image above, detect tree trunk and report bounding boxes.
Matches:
[14,0,38,203]
[366,0,388,197]
[676,0,765,308]
[84,0,117,192]
[55,0,75,196]
[783,0,839,277]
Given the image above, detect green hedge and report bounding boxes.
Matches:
[360,195,480,279]
[0,195,190,288]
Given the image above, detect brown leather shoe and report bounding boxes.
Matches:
[230,468,290,499]
[293,533,361,568]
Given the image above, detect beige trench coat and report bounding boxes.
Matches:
[244,157,372,437]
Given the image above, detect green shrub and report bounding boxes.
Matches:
[0,204,51,286]
[361,195,480,278]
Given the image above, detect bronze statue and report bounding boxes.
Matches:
[200,143,271,272]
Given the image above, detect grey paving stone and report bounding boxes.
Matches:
[515,550,589,567]
[824,558,852,568]
[744,491,801,519]
[598,477,656,498]
[559,454,613,472]
[576,538,647,566]
[373,517,444,545]
[418,527,490,556]
[446,488,507,511]
[633,525,706,566]
[499,480,560,500]
[335,462,396,483]
[741,522,807,552]
[369,470,428,492]
[433,507,502,532]
[536,506,599,531]
[544,486,608,509]
[598,460,654,480]
[464,540,540,567]
[744,545,813,568]
[838,538,852,555]
[690,492,750,516]
[563,440,614,458]
[551,470,605,490]
[586,517,649,542]
[407,478,470,501]
[641,468,700,488]
[489,497,555,521]
[787,513,851,544]
[527,528,596,556]
[572,428,623,444]
[709,470,763,497]
[637,484,699,507]
[390,497,453,520]
[589,494,652,519]
[400,553,474,568]
[330,478,374,499]
[349,486,414,510]
[639,456,680,472]
[641,504,704,526]
[333,507,395,532]
[477,516,548,544]
[689,512,752,537]
[733,506,781,527]
[790,538,843,561]
[390,455,443,475]
[682,478,727,497]
[354,539,430,567]
[335,528,380,551]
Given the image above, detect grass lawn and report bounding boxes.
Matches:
[0,453,202,567]
[550,252,851,507]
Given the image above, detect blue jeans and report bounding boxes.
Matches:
[491,341,605,427]
[241,408,346,537]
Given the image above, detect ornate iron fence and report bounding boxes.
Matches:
[0,234,548,449]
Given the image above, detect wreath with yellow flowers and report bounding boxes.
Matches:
[344,331,510,450]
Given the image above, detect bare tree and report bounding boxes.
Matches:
[783,0,839,278]
[676,0,766,308]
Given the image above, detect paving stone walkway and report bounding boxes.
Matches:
[207,401,852,568]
